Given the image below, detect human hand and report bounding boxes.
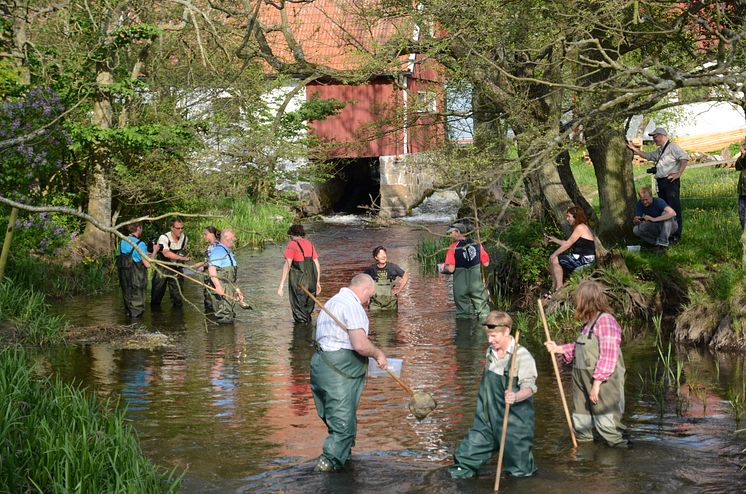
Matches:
[544,340,561,354]
[316,282,322,295]
[235,289,245,302]
[633,216,642,225]
[625,141,639,151]
[643,214,654,222]
[740,144,746,156]
[375,353,388,369]
[392,286,400,295]
[505,390,517,405]
[276,286,283,297]
[590,380,601,404]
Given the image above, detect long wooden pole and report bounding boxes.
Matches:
[538,298,578,448]
[299,284,414,396]
[155,260,251,309]
[494,331,521,492]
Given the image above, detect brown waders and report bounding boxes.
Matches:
[288,241,318,324]
[450,348,537,478]
[572,315,628,446]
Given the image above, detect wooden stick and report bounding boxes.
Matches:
[538,298,578,448]
[155,260,251,309]
[300,284,414,397]
[494,330,521,492]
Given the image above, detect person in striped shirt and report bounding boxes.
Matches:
[310,274,388,472]
[544,280,629,447]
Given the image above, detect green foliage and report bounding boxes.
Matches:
[416,236,451,273]
[0,349,180,492]
[279,94,346,138]
[492,210,553,286]
[0,279,67,345]
[711,264,744,301]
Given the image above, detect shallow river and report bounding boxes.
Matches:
[40,224,745,493]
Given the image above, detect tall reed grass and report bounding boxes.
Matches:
[0,278,67,345]
[0,349,180,493]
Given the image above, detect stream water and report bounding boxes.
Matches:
[38,224,745,493]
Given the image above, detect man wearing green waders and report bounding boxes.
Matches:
[310,274,388,472]
[207,229,244,324]
[450,311,538,479]
[277,224,321,324]
[117,222,151,318]
[442,223,490,320]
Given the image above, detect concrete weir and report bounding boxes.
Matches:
[377,154,435,218]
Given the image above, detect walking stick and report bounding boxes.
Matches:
[494,330,521,492]
[538,298,577,448]
[155,260,252,309]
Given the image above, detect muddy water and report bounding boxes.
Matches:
[40,224,744,493]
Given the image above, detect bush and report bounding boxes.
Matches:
[0,349,180,493]
[0,279,67,345]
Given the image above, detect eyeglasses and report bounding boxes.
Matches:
[484,324,499,329]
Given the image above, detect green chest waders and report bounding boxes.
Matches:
[571,315,627,446]
[310,347,368,468]
[369,276,399,311]
[452,264,490,319]
[117,251,147,318]
[451,350,537,478]
[209,264,238,324]
[288,242,318,324]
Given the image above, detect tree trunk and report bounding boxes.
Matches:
[81,66,114,254]
[556,149,598,225]
[585,123,636,240]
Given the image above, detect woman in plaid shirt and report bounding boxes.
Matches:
[545,280,629,447]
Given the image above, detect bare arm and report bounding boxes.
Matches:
[550,228,583,259]
[392,271,409,295]
[208,265,225,296]
[314,258,321,294]
[349,329,387,368]
[161,248,189,262]
[505,387,534,405]
[277,258,291,296]
[643,206,676,223]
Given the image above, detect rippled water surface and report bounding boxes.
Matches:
[41,224,745,493]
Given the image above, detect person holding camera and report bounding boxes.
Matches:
[626,127,688,242]
[633,186,677,252]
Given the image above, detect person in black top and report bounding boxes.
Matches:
[545,206,596,294]
[363,246,408,311]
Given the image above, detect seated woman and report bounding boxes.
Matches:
[545,206,595,293]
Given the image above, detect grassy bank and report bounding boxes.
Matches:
[0,349,180,493]
[0,278,67,345]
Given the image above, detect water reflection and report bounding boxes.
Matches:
[41,225,745,493]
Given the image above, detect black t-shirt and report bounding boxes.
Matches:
[364,262,405,283]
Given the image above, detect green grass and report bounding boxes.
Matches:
[0,278,68,345]
[190,196,293,249]
[0,349,180,493]
[7,254,113,298]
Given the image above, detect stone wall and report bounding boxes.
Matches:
[378,154,434,218]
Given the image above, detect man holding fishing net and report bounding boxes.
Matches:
[310,273,388,473]
[449,311,538,479]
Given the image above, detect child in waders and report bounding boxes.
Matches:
[277,224,321,324]
[117,222,151,318]
[449,311,538,479]
[544,280,629,447]
[363,246,408,311]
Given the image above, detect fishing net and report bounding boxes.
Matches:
[409,391,437,420]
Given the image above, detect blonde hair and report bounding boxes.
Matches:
[574,280,610,322]
[483,310,513,333]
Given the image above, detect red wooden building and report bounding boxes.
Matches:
[259,0,445,214]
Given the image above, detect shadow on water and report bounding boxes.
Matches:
[38,224,746,493]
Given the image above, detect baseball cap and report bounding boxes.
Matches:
[446,223,467,234]
[648,127,668,136]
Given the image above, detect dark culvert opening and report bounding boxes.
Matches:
[325,158,380,214]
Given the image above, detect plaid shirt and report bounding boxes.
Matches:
[560,313,622,382]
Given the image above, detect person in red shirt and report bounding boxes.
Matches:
[277,224,321,324]
[441,223,490,320]
[544,280,629,447]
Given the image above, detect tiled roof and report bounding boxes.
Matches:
[258,0,413,71]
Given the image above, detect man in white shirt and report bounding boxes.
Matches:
[310,273,387,472]
[151,218,190,308]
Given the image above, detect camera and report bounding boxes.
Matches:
[646,166,657,174]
